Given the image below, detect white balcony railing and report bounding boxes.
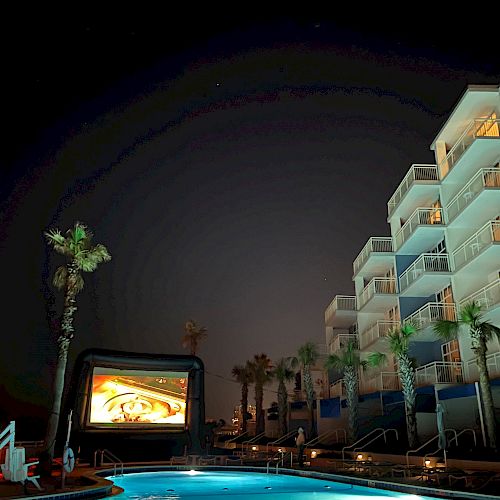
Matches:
[324,295,357,324]
[439,118,500,177]
[329,379,345,398]
[329,334,358,355]
[452,220,500,271]
[459,278,500,311]
[415,361,464,386]
[446,168,500,223]
[465,351,500,383]
[353,237,393,276]
[394,207,445,251]
[359,320,400,350]
[358,278,397,310]
[387,164,439,217]
[404,302,457,330]
[360,372,401,393]
[398,253,451,292]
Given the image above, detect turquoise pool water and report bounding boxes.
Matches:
[110,470,438,499]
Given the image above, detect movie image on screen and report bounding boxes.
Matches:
[89,368,188,425]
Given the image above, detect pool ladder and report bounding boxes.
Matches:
[266,450,292,474]
[94,448,124,476]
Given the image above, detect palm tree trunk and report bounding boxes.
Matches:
[241,383,248,433]
[278,380,288,436]
[399,355,418,448]
[303,367,315,437]
[255,383,264,435]
[45,338,70,460]
[475,338,497,449]
[45,265,78,462]
[344,367,358,443]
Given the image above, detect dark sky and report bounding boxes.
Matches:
[1,11,499,425]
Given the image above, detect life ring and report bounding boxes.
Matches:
[63,447,75,473]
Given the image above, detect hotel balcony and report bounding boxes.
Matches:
[394,207,445,254]
[324,295,357,328]
[352,237,393,278]
[359,372,400,394]
[465,351,500,383]
[359,320,400,352]
[357,278,397,313]
[415,361,464,387]
[398,253,452,296]
[404,302,457,341]
[329,379,345,398]
[446,168,500,227]
[459,278,500,325]
[329,333,358,356]
[387,164,440,220]
[452,220,500,274]
[439,118,500,181]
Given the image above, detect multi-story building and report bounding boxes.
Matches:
[323,85,500,440]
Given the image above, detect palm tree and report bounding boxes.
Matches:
[182,319,207,356]
[248,354,273,435]
[325,341,366,443]
[434,301,500,450]
[231,363,253,433]
[291,342,320,437]
[272,358,295,436]
[368,321,420,448]
[45,222,111,460]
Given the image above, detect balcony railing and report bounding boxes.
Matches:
[404,302,457,330]
[452,220,500,271]
[465,351,500,383]
[359,320,400,350]
[394,207,445,251]
[360,372,401,393]
[446,167,500,223]
[353,237,393,276]
[387,164,439,217]
[315,344,328,356]
[398,253,451,293]
[415,361,464,386]
[324,295,357,324]
[329,334,358,355]
[439,118,500,178]
[459,278,500,311]
[358,278,397,310]
[329,379,345,398]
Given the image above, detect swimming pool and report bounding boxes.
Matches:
[110,470,439,499]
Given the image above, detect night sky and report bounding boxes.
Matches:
[1,11,500,426]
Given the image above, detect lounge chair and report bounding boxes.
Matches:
[199,456,216,465]
[169,456,188,465]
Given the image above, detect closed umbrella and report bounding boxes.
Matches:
[436,403,447,450]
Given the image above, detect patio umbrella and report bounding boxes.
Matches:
[436,402,447,450]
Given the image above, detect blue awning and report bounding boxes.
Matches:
[320,397,341,418]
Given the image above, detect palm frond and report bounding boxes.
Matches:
[74,274,85,294]
[367,351,387,368]
[52,266,68,290]
[480,322,500,342]
[433,319,459,341]
[459,301,483,325]
[324,354,342,370]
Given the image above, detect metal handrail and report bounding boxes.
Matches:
[451,428,477,447]
[353,429,398,454]
[242,431,266,452]
[225,430,249,445]
[306,428,347,448]
[406,429,457,466]
[342,428,397,460]
[266,450,293,474]
[265,429,297,454]
[93,448,124,476]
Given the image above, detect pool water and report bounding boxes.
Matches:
[110,470,438,499]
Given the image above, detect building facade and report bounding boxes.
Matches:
[324,85,500,441]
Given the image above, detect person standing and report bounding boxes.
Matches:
[295,427,306,466]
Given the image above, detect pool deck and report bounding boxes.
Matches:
[2,461,500,500]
